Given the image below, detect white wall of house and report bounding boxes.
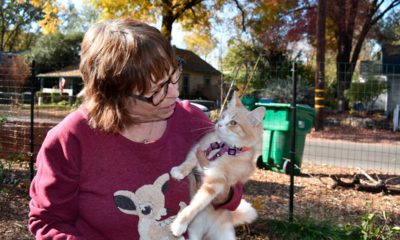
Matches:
[387,76,400,113]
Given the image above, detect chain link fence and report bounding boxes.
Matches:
[0,58,399,238]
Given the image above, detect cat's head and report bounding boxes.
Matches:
[215,92,265,147]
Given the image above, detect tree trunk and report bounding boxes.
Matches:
[161,15,174,43]
[160,0,204,43]
[334,0,357,112]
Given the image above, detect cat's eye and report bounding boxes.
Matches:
[229,120,237,126]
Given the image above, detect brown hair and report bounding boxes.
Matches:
[79,18,177,133]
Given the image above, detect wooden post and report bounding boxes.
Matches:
[315,0,327,130]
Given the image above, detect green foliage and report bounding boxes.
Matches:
[24,32,83,73]
[356,211,400,240]
[344,76,387,111]
[261,78,314,105]
[58,3,99,34]
[0,115,8,124]
[222,40,314,103]
[0,0,43,51]
[88,0,231,55]
[36,91,70,104]
[262,212,400,240]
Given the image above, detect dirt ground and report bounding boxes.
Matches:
[1,163,399,239]
[0,128,399,239]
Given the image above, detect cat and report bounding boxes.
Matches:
[170,91,266,240]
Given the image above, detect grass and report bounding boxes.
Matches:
[238,217,359,240]
[241,213,400,240]
[264,218,360,240]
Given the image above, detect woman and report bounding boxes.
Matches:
[28,18,241,239]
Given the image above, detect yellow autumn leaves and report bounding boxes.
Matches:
[17,0,61,34]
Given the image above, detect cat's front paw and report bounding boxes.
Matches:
[170,218,188,237]
[170,167,185,180]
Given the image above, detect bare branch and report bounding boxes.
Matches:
[232,0,246,32]
[357,168,379,184]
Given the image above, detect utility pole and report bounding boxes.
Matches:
[314,0,327,130]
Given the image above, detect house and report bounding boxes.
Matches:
[381,45,400,114]
[359,45,400,114]
[0,51,24,62]
[36,47,222,102]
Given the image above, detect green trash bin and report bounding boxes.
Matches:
[241,96,257,111]
[255,103,315,175]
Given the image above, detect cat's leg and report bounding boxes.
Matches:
[170,179,224,237]
[186,209,211,240]
[171,151,198,180]
[207,222,235,240]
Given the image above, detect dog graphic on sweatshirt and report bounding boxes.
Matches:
[114,173,185,240]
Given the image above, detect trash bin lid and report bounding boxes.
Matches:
[255,102,291,108]
[255,103,315,117]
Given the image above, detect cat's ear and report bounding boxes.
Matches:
[228,91,243,109]
[247,107,266,126]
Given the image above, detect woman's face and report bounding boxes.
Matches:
[127,68,180,122]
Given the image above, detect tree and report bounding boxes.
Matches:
[58,3,100,34]
[248,0,307,52]
[17,0,62,34]
[222,39,314,105]
[251,0,400,111]
[0,55,30,92]
[329,0,400,111]
[372,12,400,49]
[88,0,247,55]
[24,32,83,73]
[0,0,43,51]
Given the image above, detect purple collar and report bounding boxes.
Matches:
[205,142,250,161]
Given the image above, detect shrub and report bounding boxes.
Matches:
[344,77,387,112]
[356,211,400,240]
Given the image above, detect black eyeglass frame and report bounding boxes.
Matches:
[130,63,183,106]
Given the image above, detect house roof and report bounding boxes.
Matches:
[37,48,221,78]
[37,68,81,78]
[175,47,221,75]
[0,51,24,63]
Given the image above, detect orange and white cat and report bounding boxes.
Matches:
[170,92,266,240]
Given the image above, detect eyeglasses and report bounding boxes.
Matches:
[131,66,182,106]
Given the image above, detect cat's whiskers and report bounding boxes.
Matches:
[191,119,215,126]
[190,126,215,132]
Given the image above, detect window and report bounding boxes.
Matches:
[204,76,211,86]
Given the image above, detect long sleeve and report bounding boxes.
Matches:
[29,128,84,240]
[214,183,243,211]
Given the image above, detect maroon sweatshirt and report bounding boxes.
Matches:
[29,101,242,240]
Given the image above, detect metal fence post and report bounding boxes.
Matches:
[289,62,297,222]
[30,60,36,180]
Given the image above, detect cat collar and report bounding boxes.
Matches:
[205,142,251,161]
